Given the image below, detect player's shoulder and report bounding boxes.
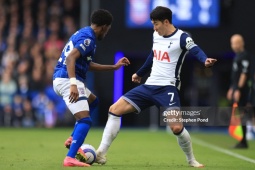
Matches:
[71,26,96,43]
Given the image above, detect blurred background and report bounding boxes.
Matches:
[0,0,254,133]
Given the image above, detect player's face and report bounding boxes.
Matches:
[151,20,168,36]
[98,25,111,41]
[230,35,244,53]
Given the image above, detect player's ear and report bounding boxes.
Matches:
[100,25,106,33]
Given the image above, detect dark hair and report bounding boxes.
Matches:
[150,6,172,23]
[91,9,113,26]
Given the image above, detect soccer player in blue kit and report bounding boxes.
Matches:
[53,9,130,167]
[96,6,217,167]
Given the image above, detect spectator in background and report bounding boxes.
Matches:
[1,36,18,71]
[0,0,81,127]
[0,71,17,107]
[2,104,12,127]
[226,34,252,148]
[12,94,24,127]
[63,16,77,41]
[31,91,51,127]
[15,41,31,79]
[17,74,29,99]
[22,98,36,127]
[0,71,17,126]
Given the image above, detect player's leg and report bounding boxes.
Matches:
[168,118,203,168]
[233,93,249,148]
[87,90,99,114]
[53,78,91,167]
[96,98,136,164]
[65,88,99,148]
[96,85,153,164]
[156,85,203,168]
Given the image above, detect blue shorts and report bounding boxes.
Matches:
[122,85,180,113]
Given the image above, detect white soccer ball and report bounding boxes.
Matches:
[80,144,97,165]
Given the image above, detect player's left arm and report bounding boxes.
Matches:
[89,57,130,71]
[66,48,82,103]
[180,33,217,67]
[238,59,249,88]
[233,58,250,102]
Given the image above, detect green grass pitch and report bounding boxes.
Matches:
[0,128,255,170]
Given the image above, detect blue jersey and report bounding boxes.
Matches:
[53,26,96,83]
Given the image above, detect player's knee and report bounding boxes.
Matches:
[109,104,120,115]
[170,124,183,134]
[109,103,127,116]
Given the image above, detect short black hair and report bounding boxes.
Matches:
[91,9,113,26]
[150,6,172,23]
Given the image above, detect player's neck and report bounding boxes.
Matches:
[90,24,100,38]
[165,25,176,36]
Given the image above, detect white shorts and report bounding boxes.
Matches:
[53,78,91,114]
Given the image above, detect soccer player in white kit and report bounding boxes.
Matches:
[53,9,130,167]
[95,6,217,167]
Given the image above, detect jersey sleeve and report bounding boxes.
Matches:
[180,33,207,63]
[75,37,95,58]
[136,50,154,77]
[240,59,249,74]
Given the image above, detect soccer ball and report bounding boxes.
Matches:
[79,144,97,165]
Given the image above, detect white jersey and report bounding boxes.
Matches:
[145,29,197,89]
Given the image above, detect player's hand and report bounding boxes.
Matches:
[132,73,142,83]
[233,89,241,103]
[205,58,217,67]
[114,57,130,70]
[69,85,79,103]
[226,88,233,101]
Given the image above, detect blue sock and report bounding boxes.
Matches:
[71,122,78,137]
[70,98,99,137]
[67,117,92,158]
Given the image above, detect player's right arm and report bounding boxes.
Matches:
[89,57,130,71]
[133,51,154,83]
[180,33,217,67]
[66,48,81,103]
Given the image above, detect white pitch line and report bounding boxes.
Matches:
[192,137,255,164]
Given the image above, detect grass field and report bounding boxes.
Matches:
[0,128,255,170]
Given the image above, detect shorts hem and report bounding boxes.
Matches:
[121,96,141,113]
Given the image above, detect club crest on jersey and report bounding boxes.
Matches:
[153,50,170,62]
[78,88,85,95]
[168,41,173,48]
[84,39,91,46]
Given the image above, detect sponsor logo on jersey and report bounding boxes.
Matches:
[153,50,170,62]
[87,56,92,61]
[80,44,86,51]
[84,39,91,46]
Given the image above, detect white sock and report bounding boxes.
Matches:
[175,128,195,162]
[97,113,121,155]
